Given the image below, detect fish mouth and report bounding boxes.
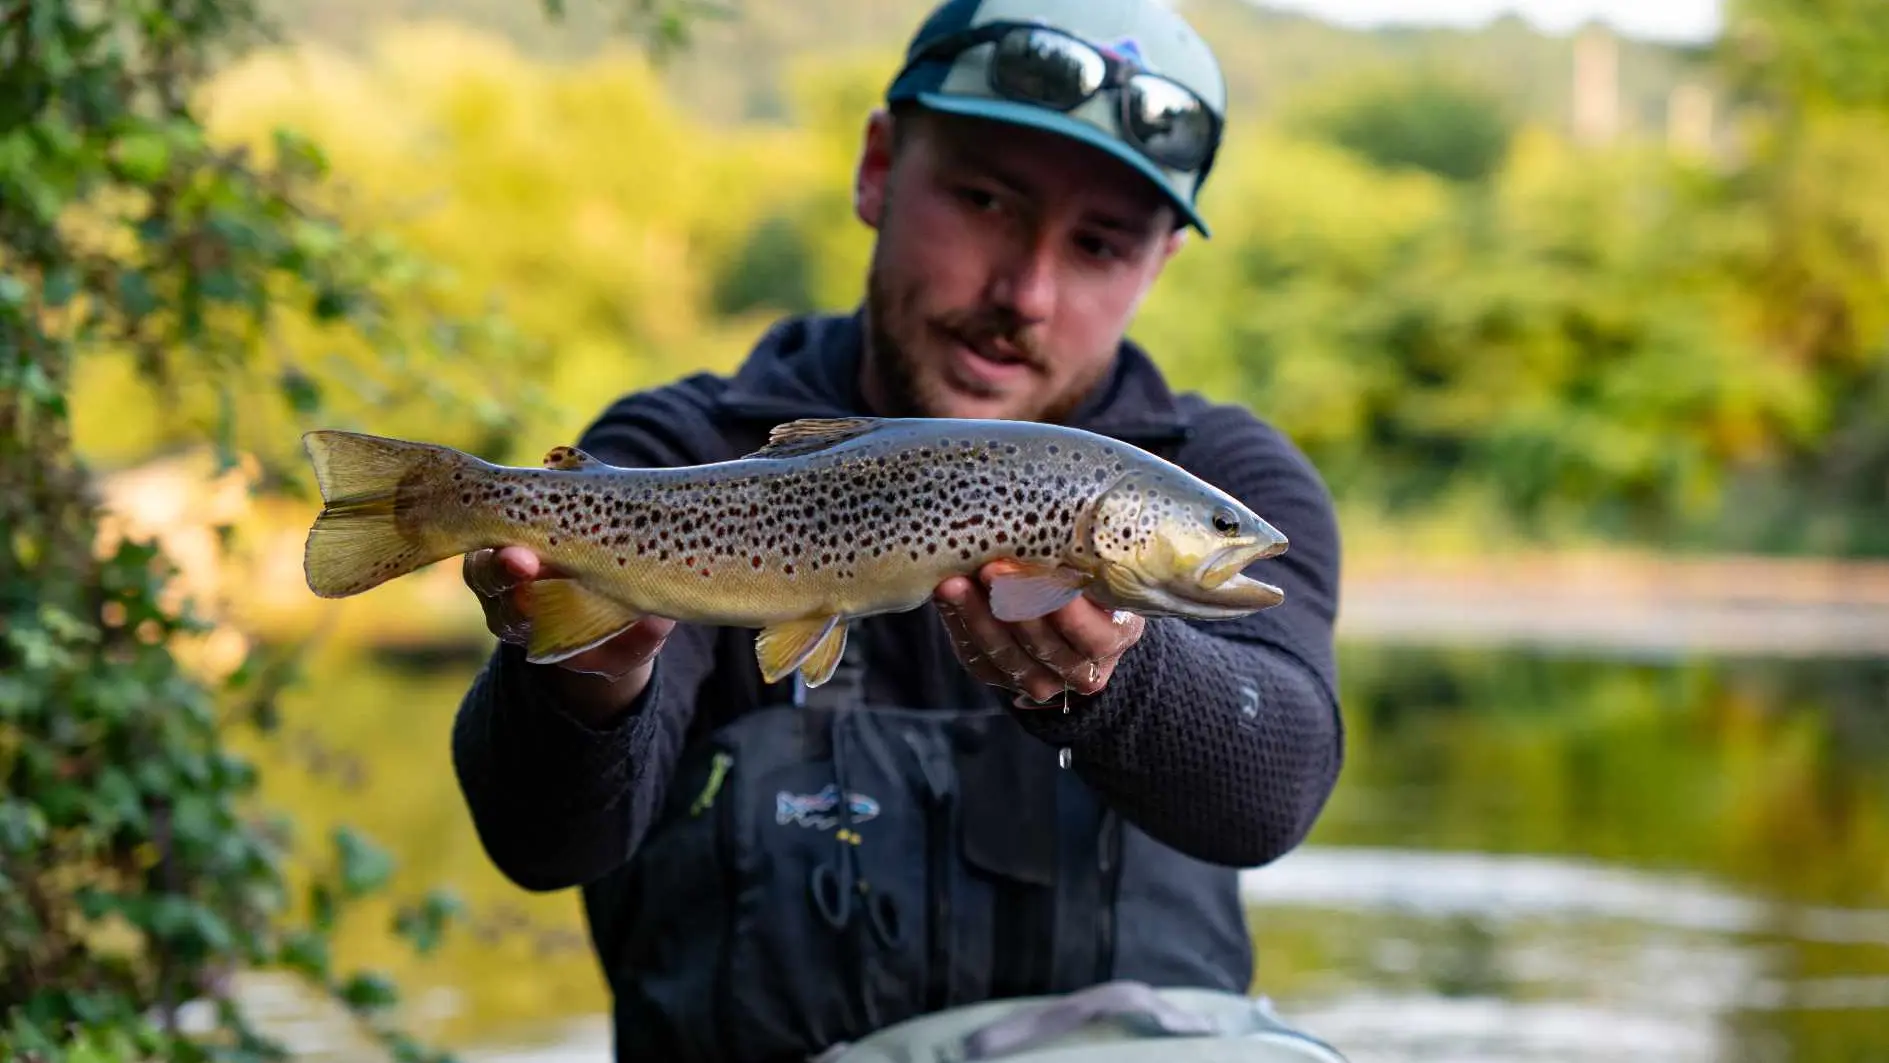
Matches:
[1187,571,1286,612]
[1175,535,1289,613]
[1197,523,1289,590]
[1111,540,1287,620]
[1177,569,1286,613]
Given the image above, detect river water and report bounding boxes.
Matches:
[229,641,1889,1063]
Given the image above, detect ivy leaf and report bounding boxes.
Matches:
[334,826,395,898]
[338,971,399,1013]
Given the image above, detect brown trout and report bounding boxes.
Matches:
[300,416,1290,687]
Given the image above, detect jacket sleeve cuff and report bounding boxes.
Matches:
[489,642,662,809]
[1005,617,1180,750]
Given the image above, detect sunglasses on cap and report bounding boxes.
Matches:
[897,20,1222,175]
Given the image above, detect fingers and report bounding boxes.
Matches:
[462,548,508,598]
[936,576,1088,703]
[462,546,543,598]
[936,577,1046,696]
[462,546,583,648]
[1046,601,1144,668]
[935,566,1151,706]
[559,615,678,680]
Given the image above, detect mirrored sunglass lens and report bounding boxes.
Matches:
[990,29,1104,108]
[1125,76,1213,167]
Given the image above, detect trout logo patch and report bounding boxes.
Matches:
[775,784,881,830]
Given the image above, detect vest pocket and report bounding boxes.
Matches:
[709,705,963,1059]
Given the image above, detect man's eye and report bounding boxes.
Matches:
[956,186,999,211]
[1077,235,1122,261]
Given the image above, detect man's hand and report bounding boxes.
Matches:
[463,546,675,726]
[934,561,1146,706]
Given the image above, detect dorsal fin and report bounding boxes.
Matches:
[543,445,603,471]
[744,416,887,459]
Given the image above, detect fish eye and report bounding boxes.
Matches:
[1211,507,1240,536]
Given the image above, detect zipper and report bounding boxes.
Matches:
[907,727,955,1013]
[1096,808,1120,981]
[710,745,740,1060]
[927,787,955,1011]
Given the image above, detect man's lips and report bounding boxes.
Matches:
[942,327,1034,370]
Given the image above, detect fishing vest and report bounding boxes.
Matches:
[577,415,1253,1063]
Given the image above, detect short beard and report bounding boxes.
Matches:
[862,250,930,419]
[858,173,1110,425]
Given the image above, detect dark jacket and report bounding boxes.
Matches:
[449,311,1346,1061]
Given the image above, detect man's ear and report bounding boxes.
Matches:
[855,107,898,230]
[1163,227,1189,261]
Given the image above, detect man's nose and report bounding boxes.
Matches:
[986,234,1058,323]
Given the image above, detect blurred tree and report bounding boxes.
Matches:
[0,1,709,1060]
[1700,0,1889,555]
[712,212,819,316]
[1285,65,1516,183]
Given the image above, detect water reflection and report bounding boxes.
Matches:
[1242,846,1889,1062]
[232,638,1889,1062]
[1244,647,1889,1063]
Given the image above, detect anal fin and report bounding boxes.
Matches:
[525,578,644,664]
[796,620,850,688]
[985,560,1092,622]
[755,614,846,686]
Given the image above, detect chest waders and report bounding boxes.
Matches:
[576,421,1344,1063]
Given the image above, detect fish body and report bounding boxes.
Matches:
[301,415,1290,687]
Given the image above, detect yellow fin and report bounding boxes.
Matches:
[301,429,479,599]
[796,619,851,688]
[543,445,602,471]
[525,578,644,665]
[754,614,842,685]
[746,417,887,459]
[986,560,1092,622]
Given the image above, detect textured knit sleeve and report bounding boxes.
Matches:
[1010,406,1345,869]
[449,382,727,892]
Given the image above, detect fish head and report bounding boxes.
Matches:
[1080,470,1290,620]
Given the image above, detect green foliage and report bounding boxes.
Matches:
[257,0,1707,135]
[7,1,1889,1051]
[1287,65,1516,183]
[1717,0,1889,113]
[59,6,1880,561]
[0,0,697,1059]
[541,0,738,60]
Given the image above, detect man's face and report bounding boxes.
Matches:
[853,107,1187,423]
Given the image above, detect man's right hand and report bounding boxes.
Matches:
[462,545,676,727]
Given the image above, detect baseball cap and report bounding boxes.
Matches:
[885,0,1228,236]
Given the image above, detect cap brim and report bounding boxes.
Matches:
[911,92,1211,238]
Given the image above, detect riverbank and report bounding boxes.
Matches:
[1340,552,1889,658]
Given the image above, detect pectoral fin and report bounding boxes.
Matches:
[525,579,644,664]
[985,560,1092,622]
[755,614,848,686]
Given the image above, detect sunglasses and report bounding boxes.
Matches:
[898,20,1222,174]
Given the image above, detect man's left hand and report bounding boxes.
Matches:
[934,562,1146,706]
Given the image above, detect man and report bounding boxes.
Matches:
[450,0,1345,1060]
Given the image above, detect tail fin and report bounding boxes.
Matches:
[301,429,483,599]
